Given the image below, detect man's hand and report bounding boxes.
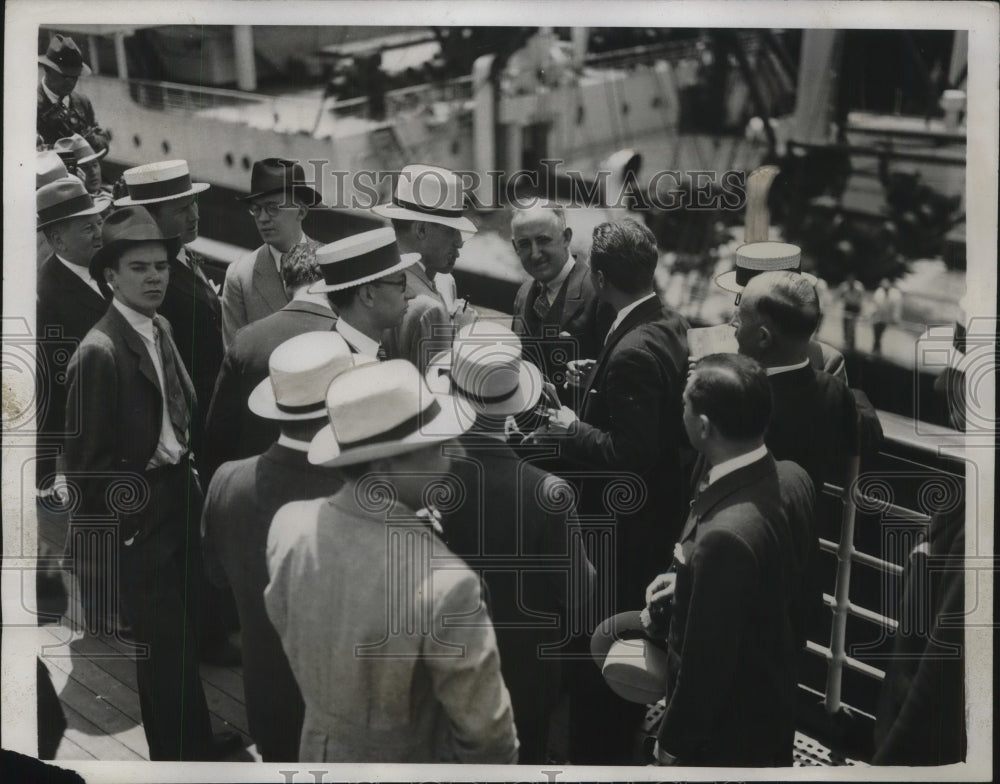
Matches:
[564,358,596,390]
[644,571,677,606]
[545,405,578,436]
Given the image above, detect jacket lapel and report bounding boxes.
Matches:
[582,295,662,400]
[107,306,162,396]
[557,259,588,328]
[49,255,107,320]
[252,244,290,313]
[679,454,776,543]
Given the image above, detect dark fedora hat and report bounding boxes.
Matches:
[36,177,107,229]
[238,158,323,206]
[89,206,181,285]
[38,35,92,77]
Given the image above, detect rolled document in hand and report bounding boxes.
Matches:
[687,323,739,358]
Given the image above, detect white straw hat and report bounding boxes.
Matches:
[715,241,816,294]
[114,160,210,206]
[371,164,477,235]
[308,227,419,294]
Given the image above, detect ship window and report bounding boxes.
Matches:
[133,134,141,148]
[450,139,461,156]
[622,102,630,116]
[161,140,170,154]
[225,153,234,168]
[241,155,252,171]
[576,105,585,125]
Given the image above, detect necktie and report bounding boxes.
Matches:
[153,316,191,447]
[376,344,388,361]
[532,282,551,321]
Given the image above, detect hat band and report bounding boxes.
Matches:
[276,398,326,415]
[452,377,520,406]
[127,174,195,201]
[392,195,465,220]
[320,243,401,288]
[735,261,800,287]
[337,399,442,450]
[38,192,95,223]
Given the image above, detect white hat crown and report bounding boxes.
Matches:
[395,164,466,212]
[267,332,357,414]
[450,323,525,404]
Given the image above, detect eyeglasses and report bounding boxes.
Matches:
[247,203,285,218]
[369,276,408,293]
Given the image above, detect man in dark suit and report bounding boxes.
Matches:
[221,159,323,348]
[203,247,334,480]
[427,322,595,763]
[202,331,362,761]
[642,354,813,766]
[36,35,110,151]
[510,203,613,407]
[63,207,239,760]
[35,177,109,493]
[537,219,689,764]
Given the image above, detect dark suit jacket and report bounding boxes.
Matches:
[157,249,224,465]
[442,433,595,762]
[35,254,109,487]
[511,260,614,408]
[64,304,196,538]
[659,454,813,766]
[558,295,690,609]
[202,443,344,761]
[37,84,109,149]
[203,299,337,481]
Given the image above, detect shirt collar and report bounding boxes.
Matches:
[290,287,333,309]
[277,433,313,453]
[336,317,381,358]
[111,298,156,342]
[765,358,810,377]
[544,253,575,299]
[269,232,306,269]
[708,444,769,486]
[607,292,657,341]
[41,80,66,106]
[56,254,103,293]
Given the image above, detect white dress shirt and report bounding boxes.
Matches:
[57,254,104,298]
[765,358,810,377]
[606,292,657,342]
[707,444,769,486]
[112,299,186,467]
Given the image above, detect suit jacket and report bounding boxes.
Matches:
[809,339,847,383]
[659,454,813,766]
[203,299,336,481]
[35,254,109,486]
[202,443,344,761]
[382,263,452,373]
[157,248,224,463]
[442,433,595,762]
[37,84,109,149]
[64,304,196,537]
[221,236,318,349]
[512,260,615,408]
[558,296,690,609]
[265,488,518,763]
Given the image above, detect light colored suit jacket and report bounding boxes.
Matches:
[265,488,518,763]
[221,236,318,349]
[382,263,453,373]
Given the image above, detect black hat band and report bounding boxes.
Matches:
[320,243,401,288]
[337,399,442,450]
[392,195,465,220]
[128,174,194,201]
[38,193,95,224]
[735,261,801,287]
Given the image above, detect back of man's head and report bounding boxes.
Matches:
[687,353,772,442]
[744,270,820,342]
[589,219,658,296]
[281,247,322,295]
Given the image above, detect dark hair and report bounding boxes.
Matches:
[390,218,416,236]
[588,219,658,295]
[751,271,821,339]
[339,460,373,482]
[687,353,772,441]
[326,286,360,311]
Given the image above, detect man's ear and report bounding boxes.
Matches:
[103,266,116,289]
[356,283,376,308]
[698,413,712,440]
[563,226,573,245]
[757,324,773,350]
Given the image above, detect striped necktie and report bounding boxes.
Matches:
[153,316,190,446]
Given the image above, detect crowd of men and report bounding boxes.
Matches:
[35,34,960,768]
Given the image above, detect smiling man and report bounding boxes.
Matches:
[64,206,240,761]
[221,158,324,348]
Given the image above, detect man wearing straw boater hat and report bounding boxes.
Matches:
[203,243,340,479]
[426,322,595,763]
[308,227,418,359]
[202,331,365,761]
[265,360,518,763]
[64,206,241,760]
[52,133,110,198]
[716,240,847,382]
[222,158,324,348]
[372,164,478,373]
[35,177,110,496]
[37,34,110,151]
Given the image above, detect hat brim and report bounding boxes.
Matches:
[39,56,91,77]
[76,147,108,165]
[425,351,544,424]
[89,234,183,282]
[307,252,421,294]
[307,393,472,467]
[246,355,378,421]
[37,195,112,230]
[113,181,210,207]
[238,184,324,207]
[371,203,477,236]
[715,269,818,295]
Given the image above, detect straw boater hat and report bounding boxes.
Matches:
[37,151,70,190]
[308,359,471,468]
[238,158,323,206]
[247,332,375,421]
[88,207,181,285]
[114,160,211,207]
[38,34,92,77]
[371,164,477,236]
[715,241,817,296]
[53,134,108,166]
[425,322,543,428]
[36,177,108,229]
[308,227,419,294]
[596,638,669,705]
